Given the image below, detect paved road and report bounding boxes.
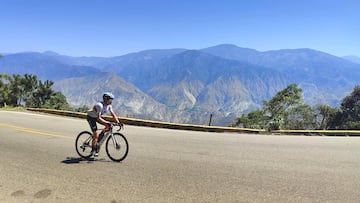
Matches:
[1,110,360,202]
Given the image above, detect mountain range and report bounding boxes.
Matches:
[1,44,360,126]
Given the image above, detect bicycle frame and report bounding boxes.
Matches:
[97,130,110,146]
[98,123,121,147]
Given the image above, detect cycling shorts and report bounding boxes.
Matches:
[87,115,98,132]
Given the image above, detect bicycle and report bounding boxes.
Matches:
[75,122,129,162]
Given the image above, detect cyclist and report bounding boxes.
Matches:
[87,92,120,157]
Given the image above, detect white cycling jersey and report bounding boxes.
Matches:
[87,101,113,118]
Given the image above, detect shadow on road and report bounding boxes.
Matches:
[61,157,108,164]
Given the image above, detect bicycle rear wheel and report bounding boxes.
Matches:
[105,133,129,162]
[75,131,93,159]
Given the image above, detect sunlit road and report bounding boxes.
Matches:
[1,111,360,202]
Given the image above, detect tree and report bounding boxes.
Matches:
[21,74,38,107]
[31,80,55,107]
[233,109,267,129]
[263,84,303,130]
[44,92,70,110]
[0,74,11,107]
[283,104,316,130]
[315,104,339,130]
[235,84,316,130]
[335,85,360,129]
[8,74,23,106]
[0,73,70,110]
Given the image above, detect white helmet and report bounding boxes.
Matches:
[103,92,114,100]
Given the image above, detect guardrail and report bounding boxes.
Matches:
[26,108,267,134]
[26,108,360,136]
[271,129,360,136]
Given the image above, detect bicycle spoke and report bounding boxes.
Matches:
[75,131,93,158]
[105,133,128,162]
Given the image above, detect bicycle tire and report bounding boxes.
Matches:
[105,132,129,162]
[75,131,93,159]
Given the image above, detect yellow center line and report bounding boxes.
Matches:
[0,123,71,139]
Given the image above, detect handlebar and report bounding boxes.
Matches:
[110,122,124,131]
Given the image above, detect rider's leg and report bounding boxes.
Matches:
[87,116,100,156]
[95,129,106,152]
[92,130,100,152]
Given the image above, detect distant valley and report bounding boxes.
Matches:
[1,44,360,126]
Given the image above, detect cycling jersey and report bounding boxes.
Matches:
[87,101,113,118]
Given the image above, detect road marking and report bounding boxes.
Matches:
[0,123,71,139]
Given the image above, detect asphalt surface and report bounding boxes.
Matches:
[1,110,360,202]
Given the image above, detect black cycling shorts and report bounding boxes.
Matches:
[87,116,98,132]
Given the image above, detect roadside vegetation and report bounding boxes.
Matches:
[233,84,360,130]
[0,73,87,112]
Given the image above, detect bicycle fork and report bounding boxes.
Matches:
[110,134,121,150]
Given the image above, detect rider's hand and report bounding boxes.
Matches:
[116,122,124,129]
[104,122,111,131]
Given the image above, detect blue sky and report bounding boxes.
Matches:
[1,0,359,57]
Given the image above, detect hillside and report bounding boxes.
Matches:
[53,73,171,121]
[144,50,288,111]
[202,44,360,106]
[1,45,360,125]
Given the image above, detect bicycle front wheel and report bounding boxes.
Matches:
[105,133,129,162]
[75,131,93,159]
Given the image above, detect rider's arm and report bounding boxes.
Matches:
[97,113,110,126]
[109,108,120,123]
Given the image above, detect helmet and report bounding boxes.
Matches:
[103,92,114,101]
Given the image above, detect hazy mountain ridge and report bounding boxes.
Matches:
[343,55,360,64]
[1,45,360,125]
[103,49,187,89]
[0,52,102,80]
